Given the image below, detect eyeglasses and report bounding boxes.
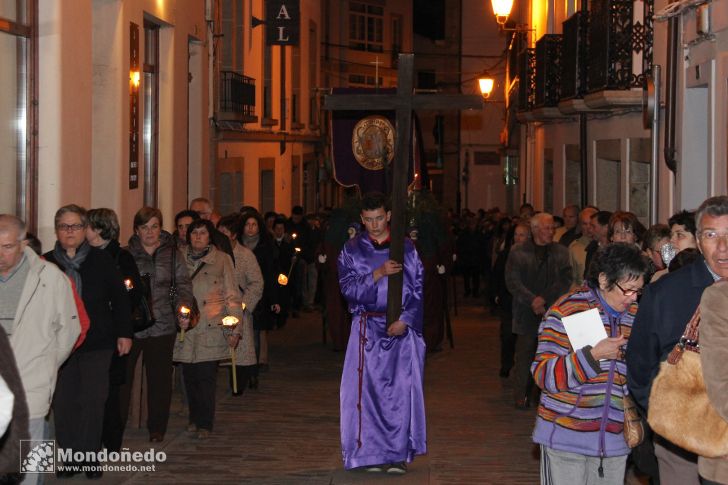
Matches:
[699,230,728,243]
[56,223,85,232]
[615,281,643,297]
[613,228,633,235]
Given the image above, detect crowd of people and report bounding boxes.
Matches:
[450,196,728,485]
[0,199,325,482]
[2,192,728,484]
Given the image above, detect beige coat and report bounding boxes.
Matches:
[698,280,728,484]
[9,247,80,418]
[173,247,243,363]
[227,243,260,366]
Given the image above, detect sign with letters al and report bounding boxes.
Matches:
[266,0,300,45]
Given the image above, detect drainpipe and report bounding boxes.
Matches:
[579,0,588,208]
[663,4,679,173]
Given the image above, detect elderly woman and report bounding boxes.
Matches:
[120,207,194,443]
[174,219,242,439]
[86,208,143,453]
[217,215,263,396]
[44,204,131,479]
[531,243,650,484]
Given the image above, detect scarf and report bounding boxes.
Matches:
[188,245,211,262]
[242,234,259,251]
[53,241,91,297]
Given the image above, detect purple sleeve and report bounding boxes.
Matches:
[399,243,424,332]
[337,241,378,306]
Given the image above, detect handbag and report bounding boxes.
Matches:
[169,248,200,329]
[622,388,645,448]
[647,305,728,457]
[131,274,155,333]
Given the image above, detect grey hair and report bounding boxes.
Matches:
[695,196,728,233]
[0,214,27,241]
[54,204,88,228]
[530,212,553,230]
[87,208,120,241]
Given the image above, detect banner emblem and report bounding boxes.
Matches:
[351,115,395,171]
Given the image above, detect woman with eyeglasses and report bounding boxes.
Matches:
[531,243,650,485]
[119,207,194,444]
[44,204,132,479]
[608,211,646,248]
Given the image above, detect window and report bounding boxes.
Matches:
[0,0,36,228]
[391,14,402,57]
[349,1,383,53]
[143,22,160,207]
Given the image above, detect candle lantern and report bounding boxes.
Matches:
[220,315,241,393]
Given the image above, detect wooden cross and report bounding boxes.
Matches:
[323,53,483,325]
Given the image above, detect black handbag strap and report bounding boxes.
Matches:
[170,247,176,288]
[190,262,206,281]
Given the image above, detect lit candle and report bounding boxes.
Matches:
[241,303,246,312]
[277,273,289,286]
[221,315,239,327]
[291,232,298,240]
[178,306,191,342]
[123,279,133,290]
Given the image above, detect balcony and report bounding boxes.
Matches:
[584,0,653,109]
[533,34,565,119]
[558,12,601,114]
[516,47,536,122]
[218,71,257,124]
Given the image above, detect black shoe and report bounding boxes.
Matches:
[386,462,407,474]
[249,376,259,389]
[56,470,80,479]
[86,470,103,480]
[149,432,164,442]
[499,368,510,378]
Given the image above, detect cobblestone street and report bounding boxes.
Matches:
[47,295,542,484]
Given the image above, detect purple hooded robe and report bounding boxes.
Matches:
[337,232,427,469]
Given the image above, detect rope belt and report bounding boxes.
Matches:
[356,311,385,448]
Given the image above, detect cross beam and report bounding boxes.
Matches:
[324,53,483,325]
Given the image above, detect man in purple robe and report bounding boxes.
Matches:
[337,192,426,474]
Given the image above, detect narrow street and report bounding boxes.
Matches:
[49,295,542,484]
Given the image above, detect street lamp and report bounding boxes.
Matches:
[478,74,495,99]
[491,0,514,27]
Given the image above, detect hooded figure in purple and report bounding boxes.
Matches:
[337,192,426,472]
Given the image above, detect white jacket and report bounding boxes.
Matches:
[8,247,80,419]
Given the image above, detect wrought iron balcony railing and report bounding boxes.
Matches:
[517,48,535,112]
[219,71,256,117]
[535,35,562,108]
[587,0,653,92]
[560,12,588,99]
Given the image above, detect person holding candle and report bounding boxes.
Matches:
[239,211,281,389]
[120,207,194,443]
[217,214,263,396]
[174,219,243,439]
[85,208,144,454]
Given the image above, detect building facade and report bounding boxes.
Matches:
[1,0,209,246]
[503,0,728,221]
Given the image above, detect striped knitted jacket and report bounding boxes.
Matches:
[531,285,637,458]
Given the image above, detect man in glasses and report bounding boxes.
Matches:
[627,195,728,485]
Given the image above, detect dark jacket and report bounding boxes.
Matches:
[285,218,314,263]
[45,245,132,351]
[0,328,29,476]
[126,231,194,338]
[504,240,572,336]
[626,257,714,412]
[250,239,280,331]
[272,237,295,314]
[104,239,144,313]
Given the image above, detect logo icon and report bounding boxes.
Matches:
[20,440,55,473]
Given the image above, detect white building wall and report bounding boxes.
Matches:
[36,0,208,247]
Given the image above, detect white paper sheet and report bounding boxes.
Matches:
[561,308,608,350]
